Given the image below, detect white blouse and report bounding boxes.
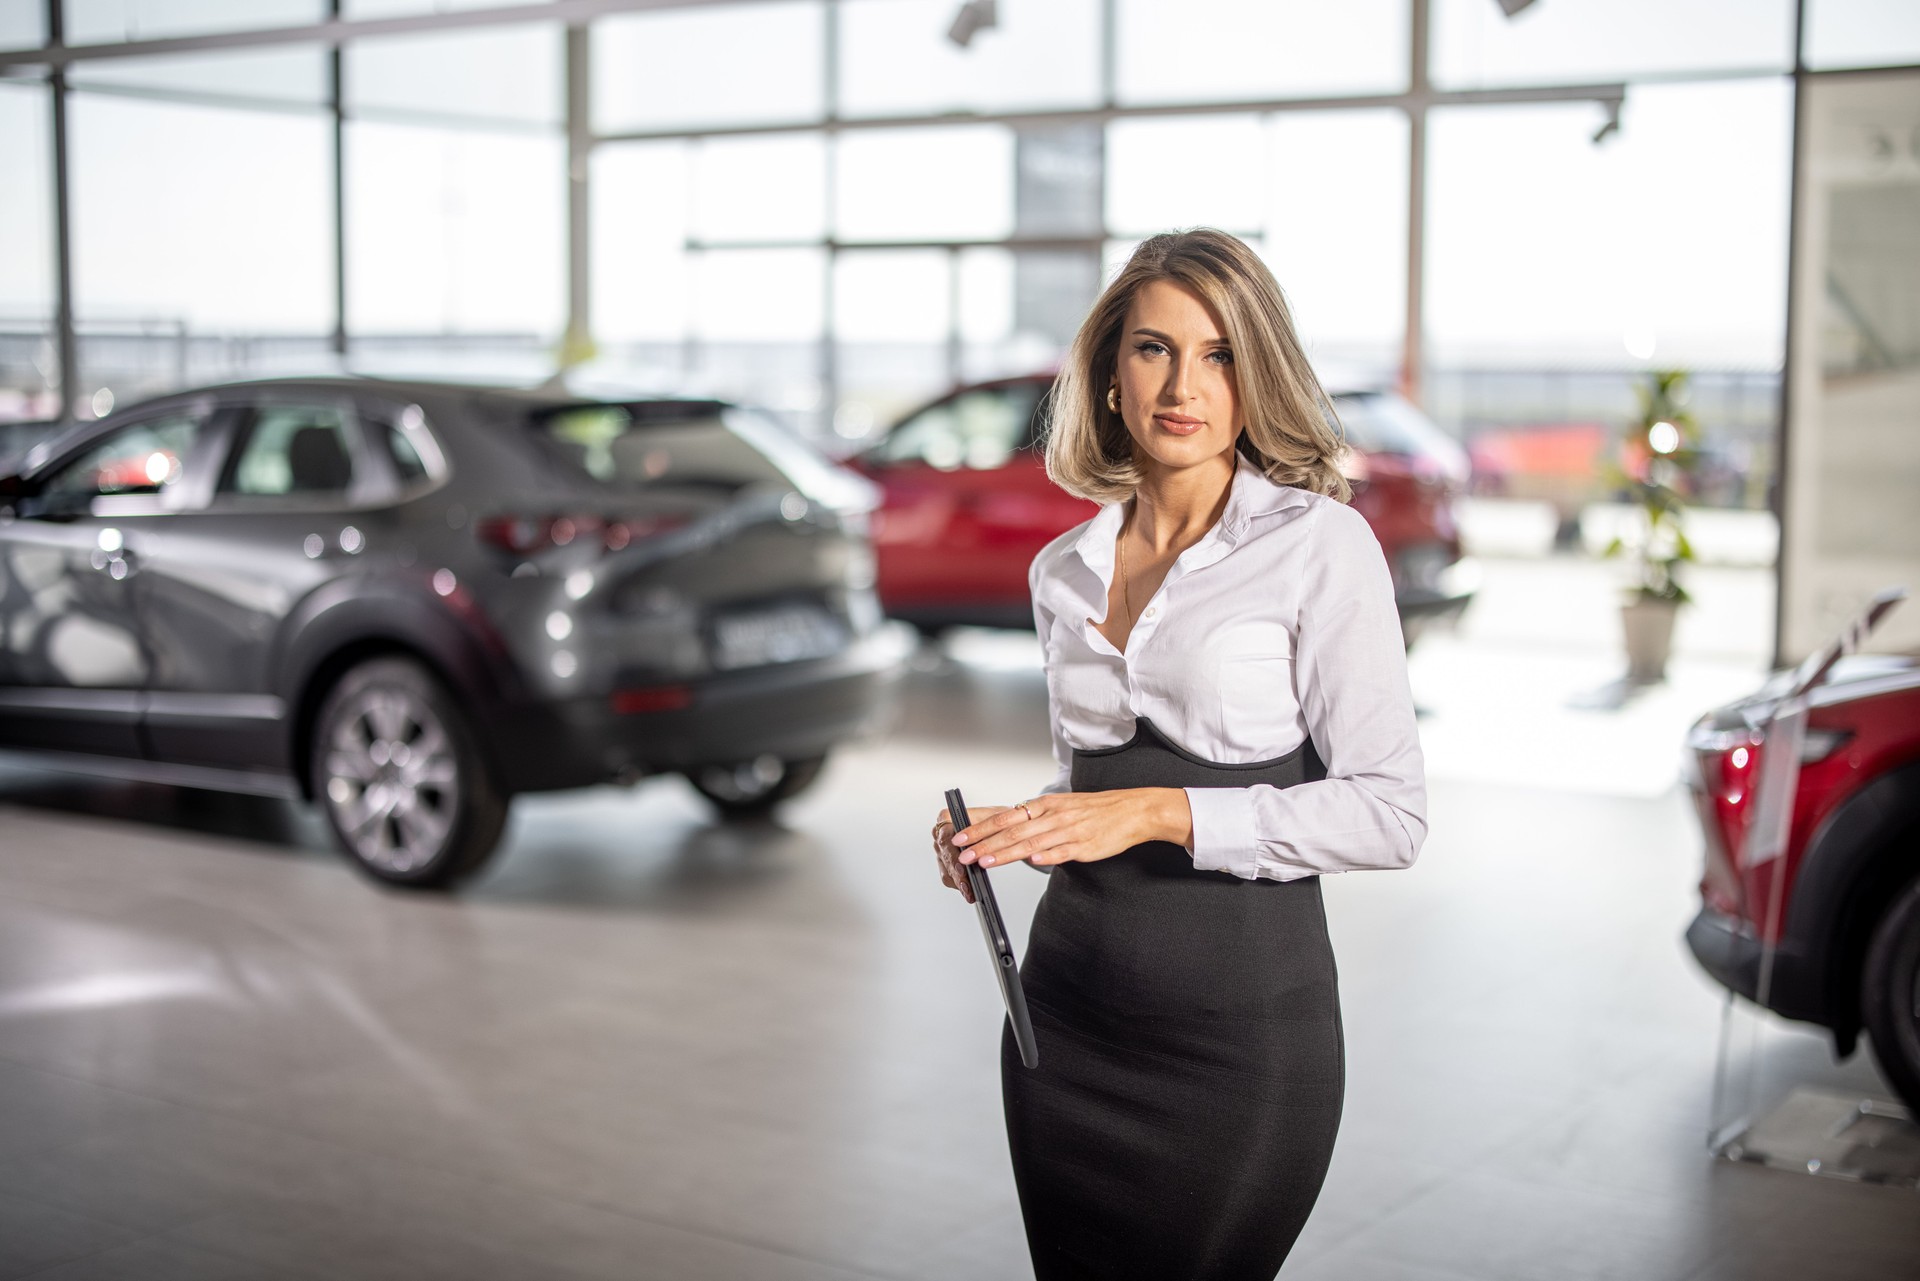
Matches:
[1030,454,1427,882]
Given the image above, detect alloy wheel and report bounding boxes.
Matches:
[322,685,462,874]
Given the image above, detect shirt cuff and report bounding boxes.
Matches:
[1184,787,1261,879]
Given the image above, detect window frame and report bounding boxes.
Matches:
[16,398,225,519]
[864,380,1048,471]
[205,392,385,511]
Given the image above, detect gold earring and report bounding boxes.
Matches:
[1107,386,1120,414]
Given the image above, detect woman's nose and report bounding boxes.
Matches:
[1164,355,1196,403]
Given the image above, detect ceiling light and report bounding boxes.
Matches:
[947,0,997,49]
[1591,95,1624,145]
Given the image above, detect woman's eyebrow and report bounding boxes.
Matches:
[1130,327,1231,346]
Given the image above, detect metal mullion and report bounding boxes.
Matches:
[593,80,1653,148]
[1772,0,1809,668]
[47,0,76,420]
[686,237,1109,254]
[57,80,332,118]
[821,0,839,427]
[330,0,346,359]
[1402,0,1430,409]
[563,22,591,369]
[0,0,802,71]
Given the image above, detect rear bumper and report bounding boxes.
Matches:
[1684,905,1826,1026]
[488,622,914,793]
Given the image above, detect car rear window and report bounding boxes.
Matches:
[529,402,790,491]
[1332,392,1458,459]
[525,401,873,515]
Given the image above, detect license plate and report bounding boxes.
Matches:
[711,604,847,671]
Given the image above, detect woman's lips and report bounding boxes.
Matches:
[1153,414,1205,437]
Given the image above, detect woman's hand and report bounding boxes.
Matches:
[933,805,1009,903]
[951,789,1193,870]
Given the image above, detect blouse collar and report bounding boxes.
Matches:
[1070,453,1305,584]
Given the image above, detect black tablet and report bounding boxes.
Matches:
[947,788,1039,1070]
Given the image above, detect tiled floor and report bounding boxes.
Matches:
[0,557,1915,1280]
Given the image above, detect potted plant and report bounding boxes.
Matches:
[1605,369,1700,684]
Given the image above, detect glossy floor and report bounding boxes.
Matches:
[1,558,1916,1280]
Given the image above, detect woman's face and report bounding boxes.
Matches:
[1113,278,1242,477]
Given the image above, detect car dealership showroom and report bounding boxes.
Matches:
[2,1,1919,1278]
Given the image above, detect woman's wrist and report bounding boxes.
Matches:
[1141,787,1194,849]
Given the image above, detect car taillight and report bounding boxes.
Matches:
[1710,734,1765,844]
[475,513,689,556]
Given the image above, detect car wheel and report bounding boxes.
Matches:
[312,657,508,889]
[685,754,827,820]
[1862,874,1920,1117]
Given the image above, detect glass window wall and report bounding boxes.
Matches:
[835,126,1014,242]
[836,249,949,342]
[693,135,826,243]
[692,248,823,341]
[71,93,332,333]
[346,121,564,336]
[1107,115,1265,236]
[64,0,324,45]
[68,47,329,108]
[594,2,825,134]
[347,24,562,126]
[0,82,52,323]
[346,0,550,16]
[1432,0,1793,89]
[838,0,1101,118]
[1115,0,1406,105]
[1426,80,1791,366]
[0,0,44,49]
[1806,0,1920,70]
[0,81,53,421]
[1263,110,1407,365]
[592,141,691,343]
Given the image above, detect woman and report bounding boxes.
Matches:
[933,229,1426,1280]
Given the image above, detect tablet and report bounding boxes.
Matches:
[947,788,1040,1070]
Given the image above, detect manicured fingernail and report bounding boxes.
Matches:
[952,832,968,845]
[980,857,995,867]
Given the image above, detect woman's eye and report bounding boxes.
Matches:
[1207,349,1234,365]
[1136,341,1167,356]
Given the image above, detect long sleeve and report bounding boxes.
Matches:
[1184,502,1428,881]
[1031,550,1075,798]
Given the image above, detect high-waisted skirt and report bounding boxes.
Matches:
[1002,718,1344,1281]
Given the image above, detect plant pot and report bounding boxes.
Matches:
[1621,596,1681,683]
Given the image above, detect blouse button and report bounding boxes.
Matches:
[1144,606,1158,619]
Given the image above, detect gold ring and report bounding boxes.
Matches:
[1019,803,1034,823]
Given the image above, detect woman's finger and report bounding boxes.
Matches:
[953,800,1038,849]
[972,817,1075,867]
[963,808,1073,865]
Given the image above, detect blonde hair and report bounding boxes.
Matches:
[1043,229,1350,504]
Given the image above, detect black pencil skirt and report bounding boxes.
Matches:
[1001,718,1344,1281]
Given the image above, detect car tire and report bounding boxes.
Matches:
[685,754,827,820]
[1862,874,1920,1117]
[311,656,509,889]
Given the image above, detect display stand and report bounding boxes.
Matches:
[1705,588,1916,1188]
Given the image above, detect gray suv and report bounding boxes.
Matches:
[0,379,910,887]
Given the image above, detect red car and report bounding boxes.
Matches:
[849,374,1476,645]
[1684,651,1920,1114]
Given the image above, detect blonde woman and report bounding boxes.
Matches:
[934,229,1426,1280]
